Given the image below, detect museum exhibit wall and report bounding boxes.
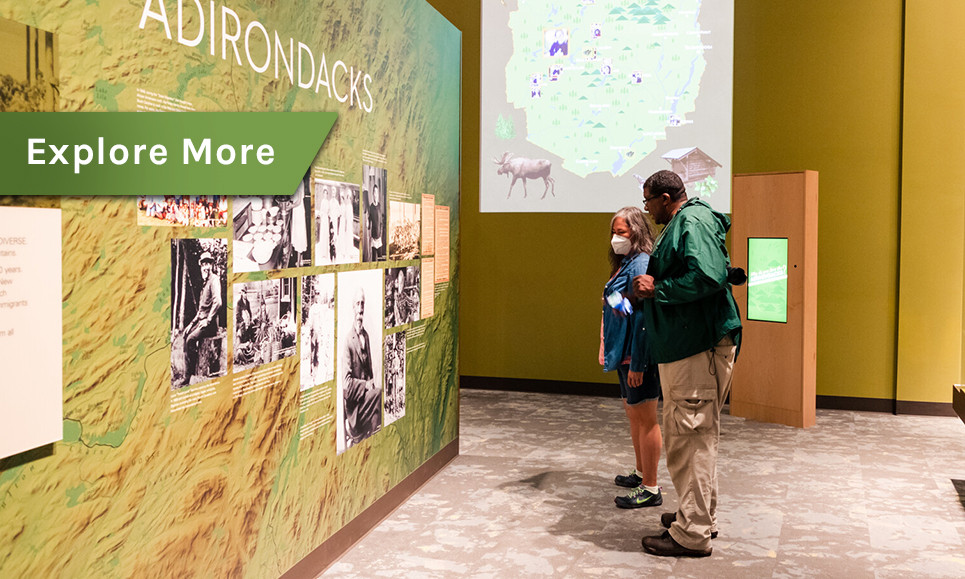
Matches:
[458,0,961,408]
[0,0,460,577]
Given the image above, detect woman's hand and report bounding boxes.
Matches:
[609,293,633,318]
[628,370,643,388]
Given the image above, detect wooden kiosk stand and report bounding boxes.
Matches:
[954,385,965,426]
[730,171,818,428]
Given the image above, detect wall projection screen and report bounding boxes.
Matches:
[481,0,733,213]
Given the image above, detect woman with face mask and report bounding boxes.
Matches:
[600,206,663,509]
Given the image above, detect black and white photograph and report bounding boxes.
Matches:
[232,172,312,273]
[0,16,58,112]
[336,269,383,454]
[384,265,420,329]
[300,273,335,391]
[387,201,420,261]
[361,165,387,263]
[170,238,228,389]
[314,178,360,266]
[233,278,297,372]
[383,330,406,426]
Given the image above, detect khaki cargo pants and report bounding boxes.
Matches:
[659,336,736,551]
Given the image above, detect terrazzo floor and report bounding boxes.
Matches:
[324,389,965,578]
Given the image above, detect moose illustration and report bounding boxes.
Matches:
[493,152,556,199]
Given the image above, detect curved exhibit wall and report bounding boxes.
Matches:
[0,0,460,577]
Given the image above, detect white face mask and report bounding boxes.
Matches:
[611,234,632,255]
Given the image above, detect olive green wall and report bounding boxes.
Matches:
[896,1,965,404]
[732,1,904,401]
[433,0,960,404]
[429,0,653,385]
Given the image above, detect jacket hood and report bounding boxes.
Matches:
[683,197,730,233]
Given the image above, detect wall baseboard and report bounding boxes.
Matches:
[814,395,895,413]
[282,438,459,578]
[460,375,619,398]
[816,395,954,417]
[462,376,956,417]
[894,399,957,417]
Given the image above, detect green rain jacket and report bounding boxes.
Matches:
[642,197,742,364]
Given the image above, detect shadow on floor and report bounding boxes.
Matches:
[499,470,667,554]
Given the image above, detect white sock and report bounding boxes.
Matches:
[642,484,660,494]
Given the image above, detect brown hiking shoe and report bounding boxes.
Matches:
[642,531,712,558]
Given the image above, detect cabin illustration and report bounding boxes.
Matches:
[661,147,722,183]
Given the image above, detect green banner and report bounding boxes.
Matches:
[0,112,337,196]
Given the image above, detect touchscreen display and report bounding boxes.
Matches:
[747,237,788,323]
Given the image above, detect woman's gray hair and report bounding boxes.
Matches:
[608,205,655,275]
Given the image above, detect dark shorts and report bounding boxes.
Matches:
[617,363,660,406]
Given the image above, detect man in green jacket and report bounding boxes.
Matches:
[633,170,742,558]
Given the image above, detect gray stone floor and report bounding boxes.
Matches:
[324,389,965,578]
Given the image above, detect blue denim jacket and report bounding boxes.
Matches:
[602,252,652,373]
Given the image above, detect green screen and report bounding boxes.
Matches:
[747,237,788,323]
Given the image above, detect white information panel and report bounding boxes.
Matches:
[0,206,63,459]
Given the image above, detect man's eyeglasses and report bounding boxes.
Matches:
[642,194,662,205]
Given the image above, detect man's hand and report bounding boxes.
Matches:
[633,274,656,299]
[628,370,643,388]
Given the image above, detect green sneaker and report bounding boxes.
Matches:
[615,486,663,509]
[614,469,643,488]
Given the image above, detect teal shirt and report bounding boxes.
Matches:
[642,198,742,364]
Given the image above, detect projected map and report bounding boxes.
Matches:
[507,0,704,178]
[482,0,733,213]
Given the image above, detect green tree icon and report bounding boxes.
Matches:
[495,114,516,140]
